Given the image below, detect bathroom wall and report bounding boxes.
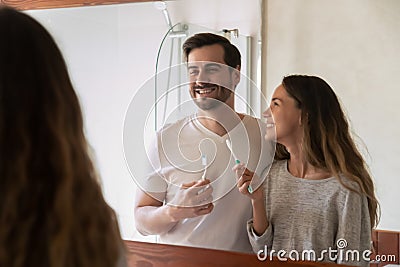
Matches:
[263,0,400,230]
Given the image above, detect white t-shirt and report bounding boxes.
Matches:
[142,114,274,253]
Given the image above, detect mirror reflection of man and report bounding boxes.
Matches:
[134,33,272,253]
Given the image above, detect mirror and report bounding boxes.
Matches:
[20,0,399,247]
[23,0,262,243]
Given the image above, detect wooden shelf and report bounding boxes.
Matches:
[0,0,156,10]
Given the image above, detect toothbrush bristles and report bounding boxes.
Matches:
[201,155,207,166]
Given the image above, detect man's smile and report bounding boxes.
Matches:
[194,86,217,97]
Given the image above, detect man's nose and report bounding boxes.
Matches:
[195,70,209,86]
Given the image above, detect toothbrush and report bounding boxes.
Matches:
[225,139,253,194]
[225,139,241,165]
[201,154,207,180]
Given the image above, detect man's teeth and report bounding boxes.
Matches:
[196,88,215,94]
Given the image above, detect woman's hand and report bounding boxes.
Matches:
[233,163,268,235]
[233,163,264,201]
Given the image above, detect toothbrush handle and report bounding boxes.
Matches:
[235,159,253,194]
[201,168,207,180]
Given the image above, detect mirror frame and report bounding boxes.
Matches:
[1,0,156,10]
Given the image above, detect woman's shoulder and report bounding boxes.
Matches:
[271,159,287,170]
[336,174,362,192]
[266,160,288,178]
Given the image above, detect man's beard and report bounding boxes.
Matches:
[190,82,232,111]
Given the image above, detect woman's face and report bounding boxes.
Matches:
[263,84,302,146]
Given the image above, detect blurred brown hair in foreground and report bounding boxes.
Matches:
[0,5,125,267]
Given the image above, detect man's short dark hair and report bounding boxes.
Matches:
[182,32,241,69]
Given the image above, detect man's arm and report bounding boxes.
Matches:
[134,189,177,235]
[134,179,214,236]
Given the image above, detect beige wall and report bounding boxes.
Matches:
[262,0,400,230]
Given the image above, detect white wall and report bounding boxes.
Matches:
[263,0,400,230]
[26,0,261,241]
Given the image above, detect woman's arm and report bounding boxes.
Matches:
[336,188,371,267]
[234,164,272,252]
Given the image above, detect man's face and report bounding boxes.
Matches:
[187,44,239,110]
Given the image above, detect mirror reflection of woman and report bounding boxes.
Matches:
[235,75,378,266]
[0,6,125,267]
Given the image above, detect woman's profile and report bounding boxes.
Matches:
[236,74,378,266]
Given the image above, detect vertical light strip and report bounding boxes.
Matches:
[246,36,252,115]
[260,0,268,113]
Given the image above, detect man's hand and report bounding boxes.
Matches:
[167,179,214,222]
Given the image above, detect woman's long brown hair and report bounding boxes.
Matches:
[275,75,379,229]
[0,6,123,267]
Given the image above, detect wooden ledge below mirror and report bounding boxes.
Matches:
[124,229,400,267]
[124,240,355,267]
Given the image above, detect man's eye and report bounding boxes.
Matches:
[206,67,219,73]
[189,70,199,76]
